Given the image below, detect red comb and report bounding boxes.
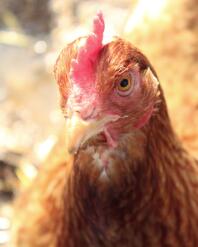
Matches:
[69,11,105,87]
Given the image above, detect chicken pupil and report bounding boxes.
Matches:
[120,79,128,87]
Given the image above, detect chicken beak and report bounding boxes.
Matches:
[65,112,94,154]
[65,112,120,154]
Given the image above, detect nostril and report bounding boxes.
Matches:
[75,109,81,114]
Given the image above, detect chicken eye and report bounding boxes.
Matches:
[117,74,134,96]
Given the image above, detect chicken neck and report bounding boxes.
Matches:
[58,93,198,247]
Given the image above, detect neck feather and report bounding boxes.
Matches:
[59,93,198,246]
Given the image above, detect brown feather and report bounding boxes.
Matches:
[12,38,198,247]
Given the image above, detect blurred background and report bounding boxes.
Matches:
[0,0,197,245]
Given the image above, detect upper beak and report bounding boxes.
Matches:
[66,112,99,154]
[65,112,120,154]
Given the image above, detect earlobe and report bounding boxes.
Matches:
[143,67,159,91]
[142,67,160,103]
[134,68,160,129]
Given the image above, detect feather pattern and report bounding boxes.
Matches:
[12,13,198,247]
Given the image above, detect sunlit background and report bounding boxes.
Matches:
[0,0,197,245]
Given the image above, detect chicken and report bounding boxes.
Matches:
[12,12,198,247]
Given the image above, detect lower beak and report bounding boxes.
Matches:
[65,112,120,154]
[65,112,99,154]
